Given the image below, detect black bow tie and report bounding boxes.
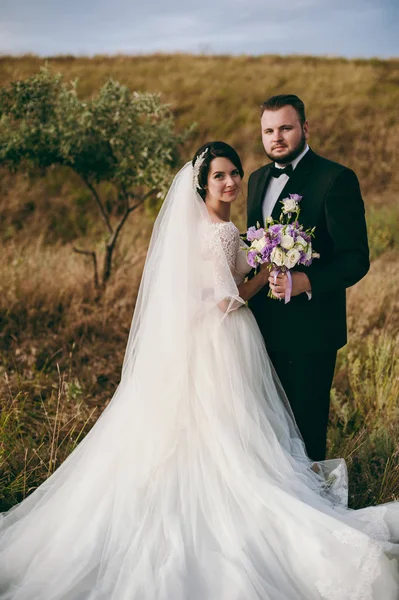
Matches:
[270,164,293,178]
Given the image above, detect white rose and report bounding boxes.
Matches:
[281,234,294,249]
[270,246,284,266]
[296,236,307,248]
[284,248,301,269]
[282,198,298,214]
[252,237,266,252]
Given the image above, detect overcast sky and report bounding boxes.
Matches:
[1,0,398,58]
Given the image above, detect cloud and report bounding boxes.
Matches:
[0,0,398,57]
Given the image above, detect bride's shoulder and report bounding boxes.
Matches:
[209,220,240,236]
[208,221,240,247]
[199,220,240,260]
[200,219,238,235]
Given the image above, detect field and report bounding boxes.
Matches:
[0,54,398,511]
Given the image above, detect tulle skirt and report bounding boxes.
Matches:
[1,306,399,599]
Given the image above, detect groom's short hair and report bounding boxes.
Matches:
[260,94,306,125]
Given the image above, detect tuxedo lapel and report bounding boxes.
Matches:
[271,148,317,221]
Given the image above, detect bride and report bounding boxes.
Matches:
[0,141,398,600]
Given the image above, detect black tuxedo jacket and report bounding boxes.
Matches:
[247,148,369,353]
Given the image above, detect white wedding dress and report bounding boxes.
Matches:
[1,163,399,600]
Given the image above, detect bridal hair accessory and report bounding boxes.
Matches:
[193,148,209,190]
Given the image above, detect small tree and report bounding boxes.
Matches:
[0,67,191,290]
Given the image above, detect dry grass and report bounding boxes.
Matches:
[327,249,399,505]
[0,368,97,507]
[1,54,399,183]
[0,54,398,511]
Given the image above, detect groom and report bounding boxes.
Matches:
[247,94,369,461]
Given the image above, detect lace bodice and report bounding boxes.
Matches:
[210,221,251,285]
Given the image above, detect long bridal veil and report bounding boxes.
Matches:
[0,163,399,600]
[0,162,259,599]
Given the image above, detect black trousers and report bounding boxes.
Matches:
[268,350,337,461]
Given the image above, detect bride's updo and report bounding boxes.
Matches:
[192,141,244,200]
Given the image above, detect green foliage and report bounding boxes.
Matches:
[0,371,96,511]
[329,334,399,506]
[367,204,399,261]
[0,66,188,193]
[0,66,193,288]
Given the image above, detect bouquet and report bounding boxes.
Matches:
[245,194,319,303]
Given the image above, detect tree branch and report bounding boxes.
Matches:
[80,175,113,235]
[141,189,158,203]
[102,200,144,285]
[73,247,99,289]
[120,183,130,213]
[123,187,158,206]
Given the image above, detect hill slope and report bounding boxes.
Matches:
[0,54,398,510]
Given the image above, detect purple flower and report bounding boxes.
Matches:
[298,250,308,265]
[289,193,303,202]
[269,224,283,239]
[285,224,296,237]
[267,227,282,248]
[261,244,272,262]
[247,226,265,242]
[247,250,259,268]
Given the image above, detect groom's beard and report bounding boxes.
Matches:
[266,132,307,165]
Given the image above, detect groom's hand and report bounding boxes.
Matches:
[268,272,312,299]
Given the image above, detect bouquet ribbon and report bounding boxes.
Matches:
[273,270,292,304]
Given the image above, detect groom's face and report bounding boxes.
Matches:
[261,105,309,164]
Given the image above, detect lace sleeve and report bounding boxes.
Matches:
[200,222,244,313]
[211,221,240,271]
[213,222,251,286]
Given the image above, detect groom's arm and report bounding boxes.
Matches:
[305,168,370,297]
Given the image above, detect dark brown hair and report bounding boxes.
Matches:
[192,141,244,200]
[260,94,306,126]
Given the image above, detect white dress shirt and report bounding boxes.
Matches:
[262,144,312,299]
[262,144,309,222]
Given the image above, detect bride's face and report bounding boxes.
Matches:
[205,157,242,204]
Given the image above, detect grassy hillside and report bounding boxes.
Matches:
[0,54,398,510]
